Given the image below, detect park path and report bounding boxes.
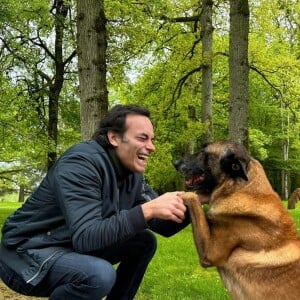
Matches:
[0,280,45,300]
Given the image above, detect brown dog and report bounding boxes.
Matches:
[174,141,300,300]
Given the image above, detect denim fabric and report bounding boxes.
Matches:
[0,252,116,299]
[102,230,157,300]
[0,230,157,300]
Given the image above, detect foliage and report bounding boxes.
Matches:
[0,0,79,191]
[118,61,207,192]
[111,0,300,194]
[0,0,300,195]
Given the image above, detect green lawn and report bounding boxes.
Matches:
[136,227,230,300]
[1,201,300,300]
[0,202,21,234]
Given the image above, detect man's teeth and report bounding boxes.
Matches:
[138,155,148,160]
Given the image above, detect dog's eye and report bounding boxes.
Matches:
[232,163,240,171]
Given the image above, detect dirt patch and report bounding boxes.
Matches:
[0,280,45,300]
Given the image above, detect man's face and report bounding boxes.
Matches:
[108,114,156,173]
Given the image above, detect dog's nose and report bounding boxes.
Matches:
[173,159,182,170]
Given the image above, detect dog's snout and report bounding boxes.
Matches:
[173,159,182,171]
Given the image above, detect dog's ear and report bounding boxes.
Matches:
[220,149,248,181]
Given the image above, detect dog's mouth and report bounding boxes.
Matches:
[185,173,211,204]
[185,173,205,189]
[173,159,212,198]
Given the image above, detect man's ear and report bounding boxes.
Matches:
[107,131,119,147]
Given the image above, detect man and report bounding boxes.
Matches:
[0,104,189,300]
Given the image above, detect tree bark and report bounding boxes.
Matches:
[18,185,25,203]
[200,0,214,143]
[281,105,290,199]
[47,0,70,169]
[77,0,108,141]
[228,0,249,147]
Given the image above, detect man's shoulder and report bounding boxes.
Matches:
[68,140,104,153]
[53,140,111,173]
[62,140,108,160]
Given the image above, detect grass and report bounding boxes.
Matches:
[0,202,21,233]
[1,199,300,300]
[135,227,230,300]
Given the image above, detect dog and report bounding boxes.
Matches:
[174,141,300,300]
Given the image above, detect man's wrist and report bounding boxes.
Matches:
[141,202,153,221]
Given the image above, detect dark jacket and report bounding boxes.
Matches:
[0,140,189,286]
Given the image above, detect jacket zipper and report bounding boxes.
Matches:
[26,250,60,284]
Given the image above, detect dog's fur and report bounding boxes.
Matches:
[174,141,300,300]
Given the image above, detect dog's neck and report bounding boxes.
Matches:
[246,159,275,195]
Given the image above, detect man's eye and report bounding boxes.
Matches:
[137,136,155,144]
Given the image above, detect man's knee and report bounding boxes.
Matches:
[136,230,157,258]
[88,259,116,295]
[49,254,117,299]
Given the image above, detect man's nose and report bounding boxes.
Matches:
[146,140,156,152]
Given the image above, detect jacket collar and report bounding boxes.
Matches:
[107,148,132,187]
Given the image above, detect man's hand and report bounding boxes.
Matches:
[141,191,187,223]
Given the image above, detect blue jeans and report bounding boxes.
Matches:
[0,230,157,300]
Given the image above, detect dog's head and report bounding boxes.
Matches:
[174,141,250,197]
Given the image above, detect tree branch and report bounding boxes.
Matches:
[165,66,202,113]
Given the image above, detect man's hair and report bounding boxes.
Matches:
[92,104,152,148]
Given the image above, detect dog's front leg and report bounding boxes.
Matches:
[181,192,212,267]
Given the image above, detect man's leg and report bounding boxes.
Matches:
[101,230,157,300]
[0,252,116,300]
[47,252,116,299]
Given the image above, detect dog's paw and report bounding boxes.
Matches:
[181,192,200,206]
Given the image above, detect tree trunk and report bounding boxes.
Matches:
[18,185,25,203]
[47,0,70,169]
[281,104,290,199]
[77,0,108,141]
[200,0,214,143]
[228,0,249,148]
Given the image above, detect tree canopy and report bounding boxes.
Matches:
[0,0,300,198]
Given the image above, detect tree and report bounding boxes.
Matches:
[248,0,300,197]
[77,0,108,140]
[1,0,300,197]
[47,0,76,169]
[0,0,77,170]
[200,0,214,143]
[228,0,250,147]
[0,0,79,196]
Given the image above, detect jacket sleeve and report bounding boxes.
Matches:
[51,152,148,253]
[137,178,190,237]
